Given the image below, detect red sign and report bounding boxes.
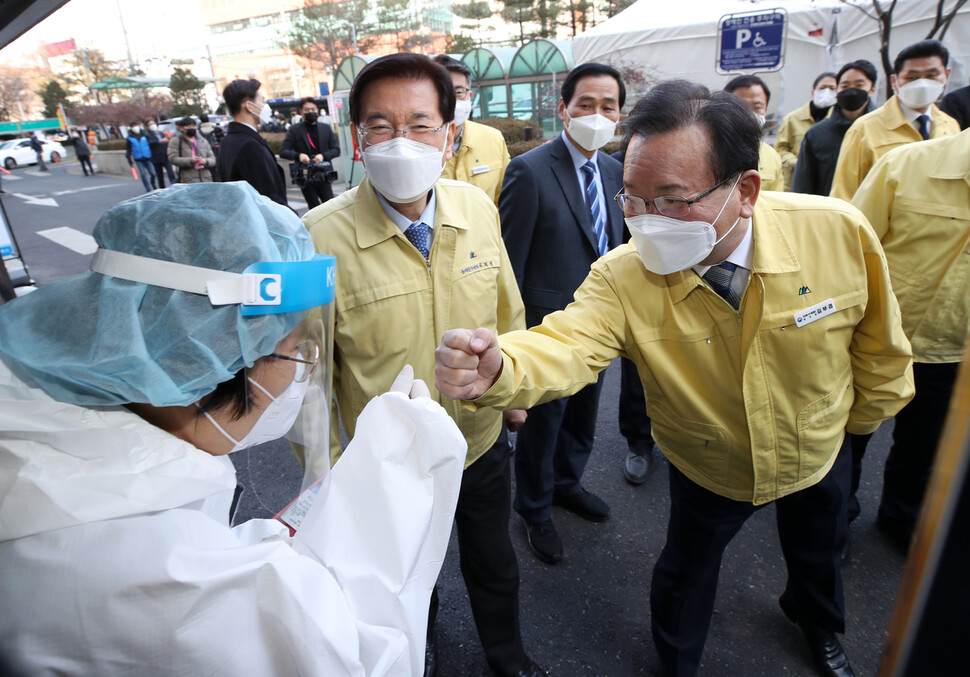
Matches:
[44,39,77,58]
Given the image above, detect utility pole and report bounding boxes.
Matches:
[115,0,137,75]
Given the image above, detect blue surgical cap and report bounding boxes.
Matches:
[0,182,316,407]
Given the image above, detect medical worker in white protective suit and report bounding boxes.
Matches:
[0,182,467,676]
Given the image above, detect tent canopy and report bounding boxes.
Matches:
[572,0,970,117]
[90,76,215,91]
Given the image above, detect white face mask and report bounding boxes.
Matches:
[625,175,742,275]
[896,78,945,109]
[148,124,157,131]
[812,88,837,109]
[252,100,272,125]
[362,135,447,203]
[754,112,767,128]
[202,375,309,453]
[565,112,616,151]
[131,126,142,134]
[454,97,473,126]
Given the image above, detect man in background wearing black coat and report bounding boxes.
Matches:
[217,78,289,207]
[279,96,341,209]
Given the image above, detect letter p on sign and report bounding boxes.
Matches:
[736,28,751,49]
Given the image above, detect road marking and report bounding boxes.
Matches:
[51,185,117,196]
[1,174,22,181]
[37,227,97,255]
[10,192,58,207]
[25,170,51,177]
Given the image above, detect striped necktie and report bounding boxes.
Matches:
[405,222,431,260]
[704,262,743,309]
[580,161,609,257]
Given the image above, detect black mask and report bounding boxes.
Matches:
[184,128,197,137]
[303,112,318,126]
[837,88,869,112]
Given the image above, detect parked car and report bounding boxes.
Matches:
[0,138,67,169]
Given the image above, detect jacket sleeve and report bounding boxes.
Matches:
[125,138,133,164]
[850,152,895,241]
[279,126,300,161]
[773,116,798,173]
[844,214,914,435]
[498,156,538,290]
[234,143,286,204]
[201,137,216,168]
[474,258,626,411]
[323,125,341,162]
[790,135,816,195]
[492,138,511,205]
[829,125,867,201]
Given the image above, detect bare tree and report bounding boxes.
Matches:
[925,0,968,40]
[0,70,30,121]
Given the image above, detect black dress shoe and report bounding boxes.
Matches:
[623,447,651,485]
[779,598,855,677]
[423,634,438,677]
[875,515,912,555]
[552,487,610,521]
[525,519,562,564]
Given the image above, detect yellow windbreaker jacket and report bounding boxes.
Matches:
[774,102,823,191]
[852,129,970,364]
[759,142,785,192]
[830,97,959,201]
[474,192,914,504]
[441,120,510,205]
[305,177,525,468]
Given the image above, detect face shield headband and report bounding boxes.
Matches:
[89,249,336,315]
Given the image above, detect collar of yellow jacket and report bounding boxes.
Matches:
[665,196,800,304]
[879,95,948,132]
[928,128,970,182]
[353,176,471,250]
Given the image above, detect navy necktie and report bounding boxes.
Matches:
[405,222,431,260]
[917,114,931,140]
[704,262,743,309]
[580,161,609,257]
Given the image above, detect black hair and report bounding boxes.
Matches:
[298,96,318,111]
[176,117,195,127]
[223,78,261,116]
[561,62,626,108]
[197,369,251,421]
[349,52,455,125]
[128,120,140,127]
[836,59,878,86]
[432,54,473,84]
[724,74,771,103]
[624,79,761,183]
[813,72,837,88]
[894,39,949,74]
[199,113,210,122]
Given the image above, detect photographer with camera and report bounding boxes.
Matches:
[280,97,341,210]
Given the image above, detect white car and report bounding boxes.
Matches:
[0,138,67,170]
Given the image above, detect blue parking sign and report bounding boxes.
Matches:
[718,10,786,73]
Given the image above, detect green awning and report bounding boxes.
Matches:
[334,55,377,92]
[509,39,573,78]
[461,47,516,82]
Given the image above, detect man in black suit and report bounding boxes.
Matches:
[498,63,626,564]
[279,96,341,209]
[940,82,970,129]
[217,79,289,207]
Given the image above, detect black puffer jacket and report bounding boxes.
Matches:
[791,101,876,196]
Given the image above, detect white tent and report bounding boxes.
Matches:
[572,0,970,118]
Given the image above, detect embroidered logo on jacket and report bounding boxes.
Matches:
[798,286,811,295]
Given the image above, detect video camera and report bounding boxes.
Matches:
[291,160,337,188]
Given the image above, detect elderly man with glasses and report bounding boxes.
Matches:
[435,79,914,677]
[302,53,545,677]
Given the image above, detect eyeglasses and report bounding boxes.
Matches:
[357,123,447,145]
[270,340,320,383]
[613,174,738,218]
[454,86,471,99]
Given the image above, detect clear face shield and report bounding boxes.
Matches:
[88,247,336,500]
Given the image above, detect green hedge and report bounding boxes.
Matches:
[96,139,127,151]
[507,139,544,158]
[478,118,538,145]
[262,132,285,156]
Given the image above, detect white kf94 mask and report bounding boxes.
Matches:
[362,135,448,203]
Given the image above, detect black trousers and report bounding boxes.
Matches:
[651,439,851,677]
[153,160,176,188]
[301,180,335,210]
[513,375,605,523]
[428,431,527,674]
[619,356,653,451]
[878,361,959,536]
[77,155,94,175]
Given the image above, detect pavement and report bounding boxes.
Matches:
[4,160,907,677]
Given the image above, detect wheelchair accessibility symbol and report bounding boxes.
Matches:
[752,32,767,47]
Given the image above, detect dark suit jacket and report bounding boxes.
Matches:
[499,134,625,327]
[940,85,970,130]
[279,121,341,164]
[217,121,288,206]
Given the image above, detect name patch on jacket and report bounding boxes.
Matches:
[472,164,490,175]
[460,256,499,276]
[794,298,836,327]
